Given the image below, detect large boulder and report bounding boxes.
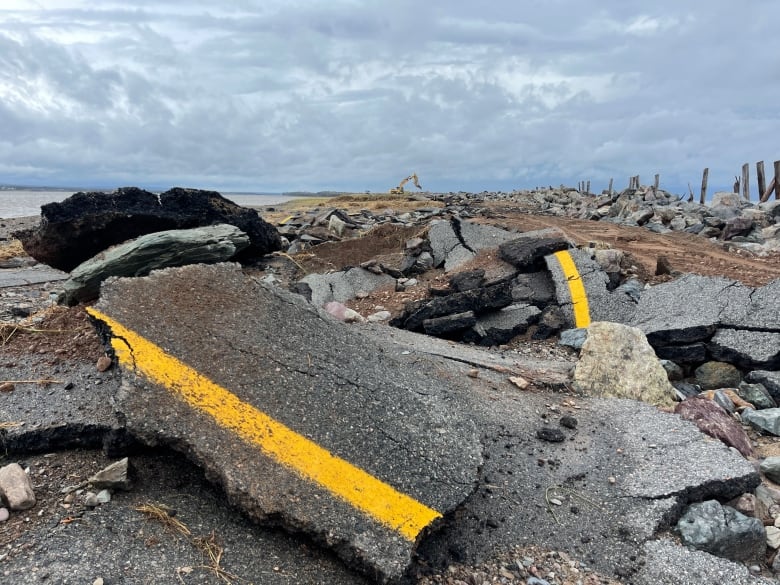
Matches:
[15,187,281,271]
[573,321,676,407]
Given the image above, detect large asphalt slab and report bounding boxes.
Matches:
[87,263,483,583]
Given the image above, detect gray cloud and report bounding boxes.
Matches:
[0,1,778,194]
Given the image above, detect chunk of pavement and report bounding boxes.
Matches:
[428,219,518,272]
[694,361,742,391]
[88,458,131,491]
[14,187,281,271]
[422,311,477,336]
[635,538,777,585]
[760,457,780,484]
[654,342,708,364]
[545,248,637,327]
[742,408,780,436]
[396,281,514,332]
[673,397,753,457]
[88,262,482,582]
[720,279,780,330]
[0,463,36,511]
[511,271,556,306]
[747,370,780,402]
[629,274,751,346]
[708,329,780,370]
[462,303,541,346]
[573,321,676,407]
[449,269,485,292]
[59,224,250,305]
[499,235,570,270]
[298,267,396,307]
[676,500,765,563]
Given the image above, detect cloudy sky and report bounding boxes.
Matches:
[1,1,778,195]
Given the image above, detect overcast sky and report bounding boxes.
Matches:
[1,1,778,195]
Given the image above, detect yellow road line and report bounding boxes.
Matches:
[86,307,441,541]
[553,250,591,328]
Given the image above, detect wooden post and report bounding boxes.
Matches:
[742,163,750,201]
[687,183,694,202]
[653,174,660,195]
[586,180,590,194]
[775,160,780,199]
[635,175,640,188]
[757,161,766,198]
[762,177,776,203]
[733,176,740,193]
[700,167,709,204]
[608,178,613,195]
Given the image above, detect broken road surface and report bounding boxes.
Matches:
[86,263,482,582]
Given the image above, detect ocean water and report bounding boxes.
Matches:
[0,190,294,219]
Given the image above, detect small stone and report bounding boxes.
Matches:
[0,382,14,392]
[0,463,36,510]
[509,376,529,389]
[93,578,104,585]
[0,508,9,522]
[536,427,565,442]
[366,310,391,323]
[760,457,780,484]
[84,492,99,507]
[95,489,111,504]
[608,476,617,484]
[89,458,131,491]
[767,526,780,549]
[96,355,112,372]
[559,415,578,429]
[467,369,479,379]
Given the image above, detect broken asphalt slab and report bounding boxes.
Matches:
[0,265,68,288]
[86,262,482,582]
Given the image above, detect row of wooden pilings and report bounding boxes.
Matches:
[576,160,780,204]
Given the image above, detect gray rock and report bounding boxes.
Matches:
[694,361,742,391]
[558,328,588,349]
[738,383,776,410]
[747,370,780,402]
[677,500,765,563]
[613,277,644,303]
[760,457,780,484]
[60,224,250,305]
[709,329,780,369]
[0,463,36,511]
[743,408,780,436]
[711,192,744,208]
[88,458,131,491]
[711,390,736,414]
[573,321,676,407]
[660,360,684,382]
[673,382,701,400]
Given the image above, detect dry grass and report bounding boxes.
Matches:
[259,193,443,225]
[135,503,192,537]
[0,240,25,260]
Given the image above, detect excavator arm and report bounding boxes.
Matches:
[390,173,422,194]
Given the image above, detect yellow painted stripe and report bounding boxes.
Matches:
[86,307,441,540]
[553,250,591,328]
[279,215,294,225]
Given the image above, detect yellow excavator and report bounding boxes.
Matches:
[390,173,422,194]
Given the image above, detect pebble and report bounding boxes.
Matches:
[0,382,14,392]
[96,355,112,372]
[96,489,111,504]
[0,508,9,522]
